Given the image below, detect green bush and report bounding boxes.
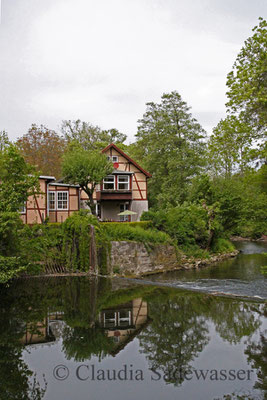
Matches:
[0,256,27,284]
[100,221,152,230]
[141,204,211,248]
[101,223,172,244]
[62,212,99,271]
[0,212,24,256]
[20,223,64,265]
[211,238,235,254]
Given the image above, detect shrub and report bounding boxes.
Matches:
[62,212,99,271]
[141,204,210,248]
[0,256,27,284]
[211,238,235,254]
[101,223,172,244]
[100,221,152,230]
[0,212,24,256]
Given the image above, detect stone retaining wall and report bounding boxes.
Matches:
[109,241,178,276]
[108,241,239,277]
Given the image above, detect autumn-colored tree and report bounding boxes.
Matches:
[17,124,66,178]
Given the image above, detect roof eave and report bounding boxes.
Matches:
[102,143,152,178]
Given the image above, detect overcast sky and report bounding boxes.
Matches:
[0,0,266,143]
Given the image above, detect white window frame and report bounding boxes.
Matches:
[119,203,129,222]
[118,175,129,190]
[19,201,26,214]
[48,191,56,210]
[107,155,118,163]
[103,175,115,190]
[57,191,69,210]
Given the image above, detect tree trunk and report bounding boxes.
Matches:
[88,193,96,216]
[82,186,96,215]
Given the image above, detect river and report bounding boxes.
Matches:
[0,241,266,400]
[140,241,267,300]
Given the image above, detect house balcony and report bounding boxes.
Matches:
[96,189,132,201]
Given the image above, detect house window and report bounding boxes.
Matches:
[57,191,68,210]
[107,155,118,163]
[118,175,129,190]
[118,310,131,327]
[48,192,56,210]
[19,201,26,214]
[103,175,115,190]
[103,311,117,328]
[119,203,129,222]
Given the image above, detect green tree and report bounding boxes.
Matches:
[62,145,113,215]
[0,144,39,213]
[226,17,267,131]
[62,119,127,151]
[208,116,256,177]
[0,130,10,152]
[135,91,206,207]
[0,145,39,283]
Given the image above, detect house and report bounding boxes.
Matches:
[99,298,149,355]
[21,144,150,224]
[20,176,80,224]
[80,143,151,222]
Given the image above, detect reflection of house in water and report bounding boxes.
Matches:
[21,311,64,346]
[99,298,149,354]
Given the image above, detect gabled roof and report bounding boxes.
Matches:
[102,143,152,178]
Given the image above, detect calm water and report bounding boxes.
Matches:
[0,242,266,400]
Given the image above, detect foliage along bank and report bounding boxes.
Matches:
[0,207,237,285]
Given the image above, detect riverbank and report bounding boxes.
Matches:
[231,235,267,242]
[109,241,239,277]
[0,212,239,284]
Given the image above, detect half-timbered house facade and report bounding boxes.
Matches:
[80,143,151,222]
[21,144,150,224]
[20,176,80,224]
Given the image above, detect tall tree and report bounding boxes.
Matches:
[62,144,113,215]
[0,144,39,213]
[208,116,256,177]
[226,17,267,132]
[17,124,66,178]
[62,119,127,151]
[135,91,206,207]
[0,144,39,261]
[0,131,10,152]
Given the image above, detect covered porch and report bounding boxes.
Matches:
[98,200,134,222]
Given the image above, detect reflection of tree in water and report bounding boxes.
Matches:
[209,300,266,399]
[0,289,47,400]
[245,328,267,399]
[60,276,117,361]
[206,298,262,344]
[1,276,265,396]
[214,391,262,400]
[138,293,210,386]
[62,325,116,362]
[138,290,264,387]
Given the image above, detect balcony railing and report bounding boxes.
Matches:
[96,188,132,201]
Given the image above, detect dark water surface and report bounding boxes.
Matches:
[0,242,266,400]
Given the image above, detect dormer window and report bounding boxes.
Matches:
[107,155,118,163]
